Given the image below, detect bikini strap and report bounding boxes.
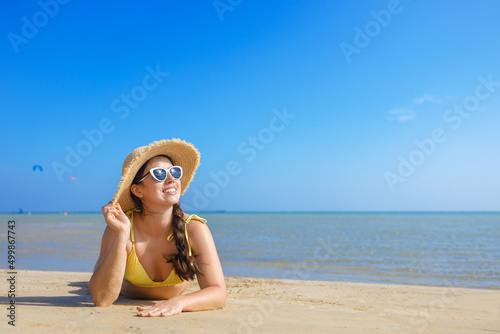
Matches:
[125,209,138,243]
[167,214,207,257]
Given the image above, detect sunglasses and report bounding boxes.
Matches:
[137,166,183,183]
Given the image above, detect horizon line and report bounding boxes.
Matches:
[2,210,500,215]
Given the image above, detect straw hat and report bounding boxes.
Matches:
[113,139,200,212]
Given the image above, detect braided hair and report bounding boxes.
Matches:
[165,203,199,281]
[130,155,199,281]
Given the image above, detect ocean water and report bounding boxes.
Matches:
[1,212,499,289]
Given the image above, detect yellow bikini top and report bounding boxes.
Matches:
[123,210,207,288]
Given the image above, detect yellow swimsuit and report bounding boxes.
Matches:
[124,210,207,288]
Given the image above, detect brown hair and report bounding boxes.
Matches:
[130,155,199,281]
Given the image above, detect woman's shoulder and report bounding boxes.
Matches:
[184,213,212,249]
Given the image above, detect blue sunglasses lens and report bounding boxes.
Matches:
[169,167,182,179]
[152,168,167,180]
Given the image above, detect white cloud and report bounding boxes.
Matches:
[386,94,441,123]
[413,93,441,105]
[386,108,416,122]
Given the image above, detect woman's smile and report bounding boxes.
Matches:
[163,187,177,195]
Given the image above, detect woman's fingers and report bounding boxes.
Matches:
[136,311,175,317]
[136,304,180,317]
[158,309,178,317]
[101,201,117,215]
[101,201,130,233]
[104,202,123,217]
[115,203,128,220]
[137,311,154,317]
[136,308,157,317]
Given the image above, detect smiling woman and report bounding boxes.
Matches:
[88,139,226,317]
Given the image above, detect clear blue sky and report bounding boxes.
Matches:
[1,0,499,212]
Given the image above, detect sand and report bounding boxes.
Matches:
[1,270,499,334]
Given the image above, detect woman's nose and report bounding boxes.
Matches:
[165,170,176,182]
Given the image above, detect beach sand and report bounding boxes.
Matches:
[2,270,499,333]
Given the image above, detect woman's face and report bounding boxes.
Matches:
[132,156,182,209]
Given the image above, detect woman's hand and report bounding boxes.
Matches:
[101,201,130,235]
[136,297,185,317]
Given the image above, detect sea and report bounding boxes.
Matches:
[1,212,499,289]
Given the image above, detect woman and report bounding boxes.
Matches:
[89,139,226,317]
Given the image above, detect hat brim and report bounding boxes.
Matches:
[113,139,200,213]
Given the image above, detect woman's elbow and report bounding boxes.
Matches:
[218,298,226,309]
[89,283,117,307]
[93,298,111,307]
[215,287,227,309]
[91,292,117,307]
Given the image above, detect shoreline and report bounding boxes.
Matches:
[5,265,498,291]
[2,270,499,333]
[3,212,498,291]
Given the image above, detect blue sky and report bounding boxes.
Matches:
[1,0,499,212]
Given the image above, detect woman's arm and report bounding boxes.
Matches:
[177,219,227,311]
[88,202,130,307]
[137,219,226,316]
